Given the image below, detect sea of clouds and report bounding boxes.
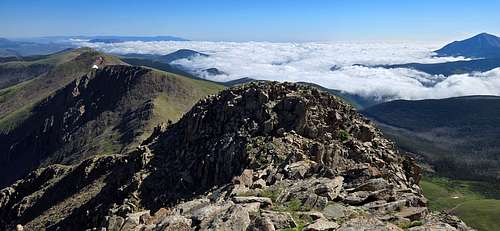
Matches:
[75,40,500,101]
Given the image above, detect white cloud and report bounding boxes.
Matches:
[74,40,500,101]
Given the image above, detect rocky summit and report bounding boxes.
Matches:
[0,81,471,230]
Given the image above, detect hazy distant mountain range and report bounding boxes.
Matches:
[0,35,189,57]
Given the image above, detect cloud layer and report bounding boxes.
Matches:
[75,40,500,101]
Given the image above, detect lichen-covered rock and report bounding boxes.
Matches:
[303,218,339,231]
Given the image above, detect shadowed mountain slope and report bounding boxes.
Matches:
[0,65,223,187]
[363,96,500,182]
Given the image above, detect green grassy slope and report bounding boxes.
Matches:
[420,176,500,231]
[0,48,125,133]
[0,64,224,187]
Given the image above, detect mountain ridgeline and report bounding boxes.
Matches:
[0,64,222,187]
[0,81,471,230]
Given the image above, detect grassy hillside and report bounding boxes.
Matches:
[0,63,223,187]
[421,176,500,231]
[0,48,125,133]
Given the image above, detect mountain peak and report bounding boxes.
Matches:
[435,32,500,58]
[0,81,471,230]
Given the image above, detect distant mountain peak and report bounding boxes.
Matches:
[435,33,500,58]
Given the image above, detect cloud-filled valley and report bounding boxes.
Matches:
[75,40,500,101]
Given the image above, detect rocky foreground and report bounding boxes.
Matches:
[0,82,471,230]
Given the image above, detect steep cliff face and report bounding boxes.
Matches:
[0,82,470,231]
[0,65,223,187]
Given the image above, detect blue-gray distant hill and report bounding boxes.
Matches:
[87,35,188,43]
[0,37,72,57]
[435,33,500,58]
[361,33,500,76]
[377,58,500,76]
[121,49,207,63]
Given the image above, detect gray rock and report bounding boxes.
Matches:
[176,198,210,215]
[261,211,297,229]
[285,160,314,179]
[106,216,124,231]
[355,178,390,192]
[396,207,427,221]
[343,191,371,205]
[337,217,403,231]
[322,203,348,220]
[314,176,343,200]
[248,216,275,231]
[251,179,267,189]
[191,202,233,229]
[208,204,251,231]
[232,196,272,207]
[233,169,254,187]
[157,215,192,231]
[303,219,339,231]
[296,211,325,221]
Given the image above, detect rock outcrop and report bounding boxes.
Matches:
[0,81,471,230]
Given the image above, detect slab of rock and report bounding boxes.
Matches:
[303,218,339,231]
[209,204,252,231]
[343,191,371,205]
[322,203,349,220]
[106,216,125,231]
[355,178,390,192]
[233,169,254,187]
[176,198,210,215]
[157,215,192,231]
[251,178,267,189]
[314,176,344,200]
[248,216,275,231]
[261,211,297,229]
[285,160,314,179]
[296,211,325,221]
[396,207,427,221]
[337,217,403,231]
[232,196,272,207]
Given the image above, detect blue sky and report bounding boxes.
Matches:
[1,0,499,42]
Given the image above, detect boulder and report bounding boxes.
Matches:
[157,215,192,231]
[322,203,349,220]
[296,211,326,221]
[285,160,314,179]
[314,176,343,200]
[303,219,339,231]
[343,191,371,205]
[355,178,390,192]
[232,196,272,207]
[261,211,297,229]
[251,179,267,189]
[337,217,403,231]
[248,216,275,231]
[209,204,252,231]
[396,207,427,221]
[106,216,125,231]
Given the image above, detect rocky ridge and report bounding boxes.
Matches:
[0,81,471,230]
